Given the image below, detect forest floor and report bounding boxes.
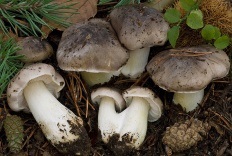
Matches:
[0,2,232,156]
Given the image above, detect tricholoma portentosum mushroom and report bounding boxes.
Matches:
[57,18,129,86]
[7,63,91,155]
[109,4,169,78]
[146,45,230,112]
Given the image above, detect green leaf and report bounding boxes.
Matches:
[213,27,221,39]
[180,0,197,11]
[201,24,215,40]
[186,10,204,29]
[168,26,180,48]
[164,8,181,23]
[214,35,230,49]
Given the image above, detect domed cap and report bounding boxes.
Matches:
[109,4,169,50]
[16,36,53,63]
[7,63,65,112]
[91,87,126,112]
[146,45,230,93]
[57,18,129,73]
[122,86,163,122]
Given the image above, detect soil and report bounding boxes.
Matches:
[0,2,231,156]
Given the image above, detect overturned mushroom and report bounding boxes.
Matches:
[57,18,129,86]
[110,4,169,78]
[146,45,230,112]
[91,86,163,154]
[7,63,90,155]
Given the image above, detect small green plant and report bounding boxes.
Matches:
[0,38,23,97]
[164,0,230,49]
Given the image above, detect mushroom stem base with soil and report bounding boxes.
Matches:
[81,71,120,86]
[23,81,90,155]
[173,89,204,112]
[119,97,150,148]
[98,96,150,150]
[121,47,150,78]
[98,96,125,143]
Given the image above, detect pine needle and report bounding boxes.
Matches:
[98,0,140,8]
[0,0,78,37]
[0,38,23,97]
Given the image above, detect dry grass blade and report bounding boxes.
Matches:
[131,72,150,87]
[64,72,95,118]
[114,72,149,87]
[210,109,232,131]
[169,49,213,57]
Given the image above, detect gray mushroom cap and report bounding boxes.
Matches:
[146,45,230,93]
[109,4,169,50]
[57,18,129,73]
[16,36,53,63]
[7,63,65,112]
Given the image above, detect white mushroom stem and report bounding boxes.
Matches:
[121,47,150,78]
[120,97,150,148]
[81,71,120,86]
[98,96,150,148]
[23,80,81,145]
[173,89,204,112]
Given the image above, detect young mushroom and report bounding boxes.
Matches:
[109,4,169,78]
[91,87,126,143]
[146,45,230,112]
[7,63,91,155]
[91,86,163,154]
[57,18,129,86]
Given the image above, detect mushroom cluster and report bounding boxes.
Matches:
[56,4,169,86]
[91,86,163,154]
[5,3,170,155]
[5,2,231,155]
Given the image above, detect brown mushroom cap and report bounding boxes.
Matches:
[16,36,53,63]
[7,63,65,112]
[57,18,129,73]
[109,4,169,50]
[146,45,230,93]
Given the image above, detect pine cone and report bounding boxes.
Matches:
[162,119,211,152]
[4,115,24,153]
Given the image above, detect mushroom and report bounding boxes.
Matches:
[91,86,163,154]
[57,18,129,86]
[16,36,53,63]
[109,4,169,78]
[146,45,230,112]
[7,63,91,155]
[91,87,126,143]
